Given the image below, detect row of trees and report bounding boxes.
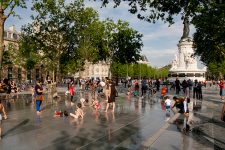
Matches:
[100,0,225,79]
[111,62,170,79]
[0,0,224,80]
[2,0,144,81]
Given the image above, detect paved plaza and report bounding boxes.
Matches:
[0,85,225,150]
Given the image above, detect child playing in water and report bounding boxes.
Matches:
[92,98,101,111]
[54,110,69,117]
[80,98,89,107]
[70,103,84,119]
[164,96,171,113]
[127,85,132,96]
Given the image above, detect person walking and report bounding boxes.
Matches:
[187,79,193,98]
[196,81,203,100]
[193,79,198,99]
[181,79,188,96]
[0,100,7,139]
[219,79,225,101]
[35,80,44,114]
[175,78,181,95]
[105,80,110,102]
[155,79,160,92]
[141,78,148,98]
[69,81,75,102]
[105,79,116,112]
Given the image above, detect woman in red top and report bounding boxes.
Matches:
[69,81,75,102]
[219,79,225,100]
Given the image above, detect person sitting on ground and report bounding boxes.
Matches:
[0,100,7,139]
[70,103,84,119]
[54,110,69,117]
[80,97,88,107]
[54,110,62,117]
[92,98,101,111]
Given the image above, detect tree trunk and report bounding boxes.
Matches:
[0,8,6,80]
[56,60,60,83]
[52,70,55,82]
[108,61,112,79]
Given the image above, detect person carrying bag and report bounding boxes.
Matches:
[35,80,44,114]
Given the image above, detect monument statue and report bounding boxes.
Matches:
[171,60,178,69]
[181,16,190,39]
[169,14,206,81]
[171,54,178,69]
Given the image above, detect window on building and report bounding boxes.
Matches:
[13,33,17,39]
[178,73,185,77]
[8,33,12,38]
[195,73,203,77]
[8,67,13,79]
[187,73,194,77]
[172,74,178,77]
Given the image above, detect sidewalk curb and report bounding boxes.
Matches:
[140,113,181,150]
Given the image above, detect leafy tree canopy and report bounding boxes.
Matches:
[19,0,143,79]
[192,2,225,65]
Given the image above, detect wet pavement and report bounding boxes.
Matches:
[0,85,225,150]
[149,86,225,150]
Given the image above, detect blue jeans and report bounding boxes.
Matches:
[36,100,42,111]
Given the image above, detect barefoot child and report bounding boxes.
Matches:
[70,103,84,119]
[80,98,88,107]
[164,96,171,113]
[92,98,101,111]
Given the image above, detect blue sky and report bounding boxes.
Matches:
[5,0,197,68]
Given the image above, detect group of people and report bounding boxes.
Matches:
[63,78,117,119]
[1,76,225,140]
[0,79,18,98]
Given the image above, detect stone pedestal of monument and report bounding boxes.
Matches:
[169,38,206,81]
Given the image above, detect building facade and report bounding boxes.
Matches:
[1,26,44,83]
[74,61,110,80]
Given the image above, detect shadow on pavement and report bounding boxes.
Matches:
[2,119,30,137]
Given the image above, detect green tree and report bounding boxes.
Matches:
[21,0,101,81]
[103,19,143,78]
[207,61,225,79]
[192,2,225,65]
[20,0,143,81]
[0,0,26,79]
[99,1,225,66]
[100,1,206,25]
